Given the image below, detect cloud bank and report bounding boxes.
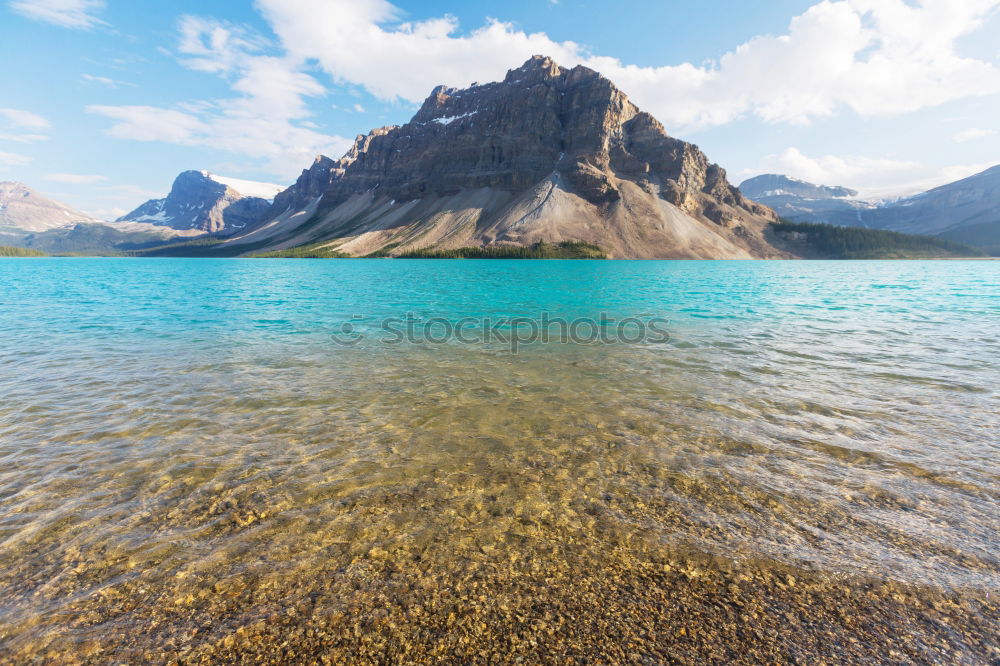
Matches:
[259,0,1000,131]
[748,147,996,198]
[85,0,1000,183]
[88,17,349,180]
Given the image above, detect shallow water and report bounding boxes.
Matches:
[0,258,998,662]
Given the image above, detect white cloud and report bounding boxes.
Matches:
[0,151,33,167]
[0,108,50,131]
[953,127,998,143]
[259,1,583,102]
[176,16,270,74]
[81,73,135,88]
[44,173,108,185]
[85,0,1000,185]
[868,162,999,198]
[0,134,45,143]
[752,147,919,186]
[744,147,996,198]
[86,105,209,143]
[8,0,106,30]
[0,108,48,145]
[87,16,349,180]
[257,0,1000,132]
[934,162,999,185]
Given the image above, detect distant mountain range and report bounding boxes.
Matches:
[1,56,995,259]
[0,182,168,254]
[1,171,284,254]
[0,182,99,234]
[739,168,1000,253]
[0,183,202,256]
[739,174,858,201]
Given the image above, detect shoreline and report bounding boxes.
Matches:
[4,548,996,663]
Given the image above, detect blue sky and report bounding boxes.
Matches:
[1,0,998,218]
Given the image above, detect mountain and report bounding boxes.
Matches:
[0,182,100,233]
[740,174,857,200]
[740,166,1000,253]
[223,56,781,259]
[0,177,242,255]
[15,222,199,256]
[117,170,280,234]
[871,166,1000,247]
[738,174,877,226]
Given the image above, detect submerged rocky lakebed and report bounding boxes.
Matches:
[0,258,997,663]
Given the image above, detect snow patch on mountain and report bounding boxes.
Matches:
[200,172,284,201]
[432,111,478,125]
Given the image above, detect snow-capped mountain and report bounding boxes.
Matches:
[0,181,100,232]
[739,167,1000,252]
[739,174,857,201]
[117,170,281,233]
[738,174,877,225]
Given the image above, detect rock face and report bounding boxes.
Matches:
[269,156,338,219]
[741,166,1000,252]
[118,171,276,234]
[0,182,99,232]
[229,56,782,259]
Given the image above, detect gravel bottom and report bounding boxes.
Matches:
[4,547,997,665]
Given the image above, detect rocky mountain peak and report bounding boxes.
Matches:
[503,54,565,83]
[269,155,338,220]
[117,169,274,233]
[231,55,780,258]
[413,86,459,122]
[338,127,399,170]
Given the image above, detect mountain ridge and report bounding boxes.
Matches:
[739,166,1000,252]
[0,181,100,233]
[0,178,220,255]
[225,55,783,259]
[740,174,857,201]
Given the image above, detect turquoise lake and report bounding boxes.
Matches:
[0,258,998,661]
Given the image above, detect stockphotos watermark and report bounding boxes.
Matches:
[331,312,671,352]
